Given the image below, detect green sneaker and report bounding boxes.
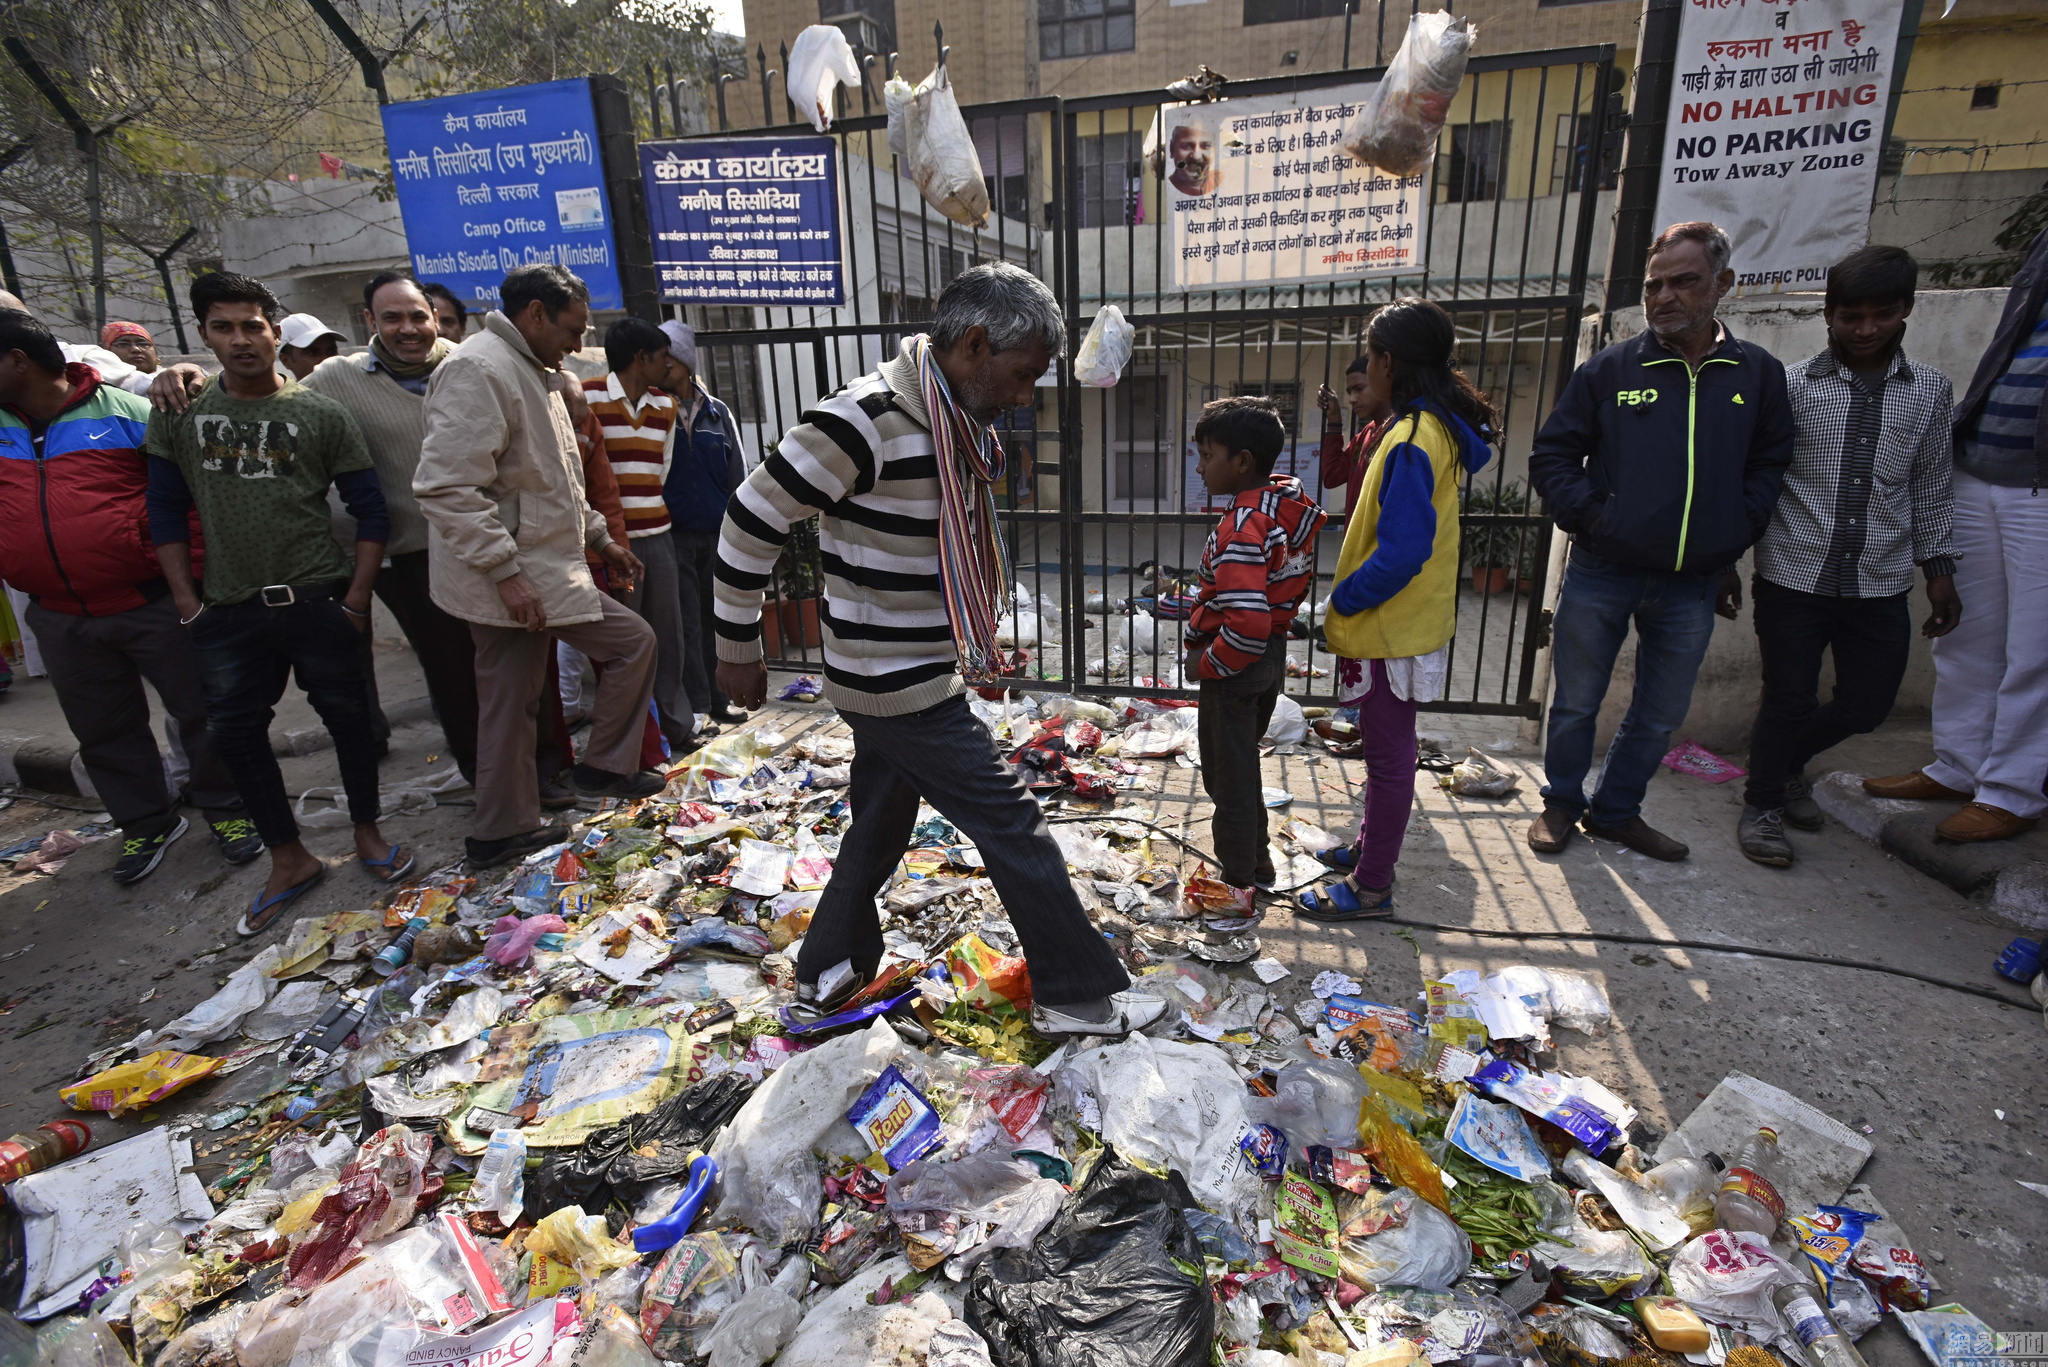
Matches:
[112,816,187,885]
[208,814,264,865]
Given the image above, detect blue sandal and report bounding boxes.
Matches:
[1295,876,1394,922]
[361,844,416,884]
[237,864,326,938]
[1316,844,1358,872]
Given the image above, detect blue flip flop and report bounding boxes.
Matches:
[237,864,326,938]
[361,844,416,884]
[1294,876,1394,922]
[1316,844,1358,872]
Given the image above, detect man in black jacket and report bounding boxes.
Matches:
[1526,222,1796,860]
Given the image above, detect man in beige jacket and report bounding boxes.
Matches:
[414,264,664,867]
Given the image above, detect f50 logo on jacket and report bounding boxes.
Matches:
[1617,389,1659,407]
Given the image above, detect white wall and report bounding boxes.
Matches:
[1556,288,2007,754]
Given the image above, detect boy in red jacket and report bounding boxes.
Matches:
[1185,396,1329,900]
[0,308,258,883]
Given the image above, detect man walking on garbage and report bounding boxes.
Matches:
[0,307,260,884]
[713,262,1167,1039]
[1526,221,1795,862]
[1863,225,2048,842]
[413,264,663,869]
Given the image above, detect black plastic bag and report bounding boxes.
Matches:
[527,1072,753,1220]
[965,1144,1214,1367]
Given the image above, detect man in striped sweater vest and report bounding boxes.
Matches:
[713,264,1165,1039]
[584,319,699,750]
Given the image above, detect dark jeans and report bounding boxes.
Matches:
[1197,636,1288,887]
[1745,577,1910,810]
[794,694,1130,1008]
[26,595,241,834]
[670,527,730,713]
[1541,548,1719,827]
[374,549,480,782]
[188,589,382,848]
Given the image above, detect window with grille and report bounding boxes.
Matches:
[1232,382,1300,437]
[1438,120,1511,203]
[819,0,895,53]
[1039,0,1135,60]
[689,306,765,425]
[1074,130,1142,228]
[1550,112,1617,195]
[1243,0,1351,24]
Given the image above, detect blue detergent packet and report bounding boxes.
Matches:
[846,1064,944,1171]
[1239,1123,1288,1178]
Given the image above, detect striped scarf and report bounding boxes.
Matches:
[912,335,1012,680]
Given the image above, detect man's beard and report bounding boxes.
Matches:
[1176,155,1209,183]
[951,369,1004,425]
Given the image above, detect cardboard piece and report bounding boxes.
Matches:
[1656,1072,1872,1216]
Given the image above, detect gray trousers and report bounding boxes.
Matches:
[793,694,1130,1008]
[622,530,695,747]
[26,594,242,833]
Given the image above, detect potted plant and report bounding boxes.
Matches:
[762,520,825,656]
[1461,482,1519,595]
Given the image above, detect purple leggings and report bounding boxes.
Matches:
[1350,658,1420,889]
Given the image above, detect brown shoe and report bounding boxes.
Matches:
[1582,815,1690,861]
[1935,801,2039,842]
[1526,807,1577,854]
[1862,771,1971,801]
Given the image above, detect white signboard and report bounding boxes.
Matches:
[1163,86,1429,291]
[1655,0,1904,293]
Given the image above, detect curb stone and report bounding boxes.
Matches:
[1812,770,2048,931]
[0,696,440,801]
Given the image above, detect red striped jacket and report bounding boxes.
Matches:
[582,373,675,537]
[1187,474,1327,679]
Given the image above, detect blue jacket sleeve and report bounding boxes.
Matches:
[1331,442,1437,615]
[1528,363,1604,534]
[146,456,195,547]
[333,467,391,545]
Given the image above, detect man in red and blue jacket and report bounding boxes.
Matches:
[0,308,259,884]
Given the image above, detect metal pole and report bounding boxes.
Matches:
[646,62,664,137]
[1342,0,1355,69]
[299,0,391,103]
[0,139,30,300]
[151,227,198,353]
[717,72,734,130]
[3,38,105,329]
[1376,0,1387,64]
[758,44,773,128]
[780,41,796,124]
[666,60,683,133]
[1603,0,1683,313]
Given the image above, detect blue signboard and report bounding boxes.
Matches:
[641,137,844,305]
[381,78,623,311]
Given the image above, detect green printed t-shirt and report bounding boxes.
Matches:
[144,376,372,605]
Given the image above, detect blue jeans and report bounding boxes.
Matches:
[1541,548,1718,827]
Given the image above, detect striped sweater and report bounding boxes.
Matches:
[1186,474,1328,679]
[584,373,676,536]
[714,339,962,717]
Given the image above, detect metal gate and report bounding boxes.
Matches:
[675,41,1615,718]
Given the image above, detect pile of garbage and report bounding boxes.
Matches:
[0,704,1997,1367]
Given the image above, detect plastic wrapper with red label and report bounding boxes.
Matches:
[1851,1228,1933,1312]
[287,1125,434,1290]
[1787,1205,1885,1335]
[964,1067,1049,1142]
[1274,1172,1340,1277]
[639,1233,741,1358]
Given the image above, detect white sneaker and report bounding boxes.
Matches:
[1031,988,1170,1040]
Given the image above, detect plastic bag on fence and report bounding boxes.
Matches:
[1074,305,1135,387]
[1336,1187,1471,1290]
[1263,695,1308,746]
[1338,11,1475,177]
[786,25,859,131]
[906,66,989,228]
[885,76,914,155]
[296,764,467,829]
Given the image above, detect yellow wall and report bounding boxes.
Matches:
[1889,10,2048,173]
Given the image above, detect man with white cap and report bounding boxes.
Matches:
[277,313,347,380]
[659,319,750,726]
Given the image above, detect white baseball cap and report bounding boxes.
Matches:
[278,313,346,350]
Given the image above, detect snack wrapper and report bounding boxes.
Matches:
[1425,979,1490,1051]
[1273,1172,1340,1277]
[61,1050,221,1114]
[948,933,1034,1016]
[847,1064,943,1170]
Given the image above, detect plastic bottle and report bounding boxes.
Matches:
[0,1120,90,1185]
[1644,1152,1724,1236]
[1716,1127,1787,1236]
[1771,1283,1870,1367]
[370,917,429,978]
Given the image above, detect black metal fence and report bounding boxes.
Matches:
[671,41,1616,718]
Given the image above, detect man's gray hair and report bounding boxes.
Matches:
[930,261,1065,356]
[1648,221,1733,275]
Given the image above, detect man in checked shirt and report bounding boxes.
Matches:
[1739,246,1961,867]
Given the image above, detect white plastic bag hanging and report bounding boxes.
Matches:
[1339,11,1475,177]
[1074,304,1135,387]
[785,25,861,131]
[906,65,990,228]
[885,76,914,156]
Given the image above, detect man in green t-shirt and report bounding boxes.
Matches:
[145,271,414,938]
